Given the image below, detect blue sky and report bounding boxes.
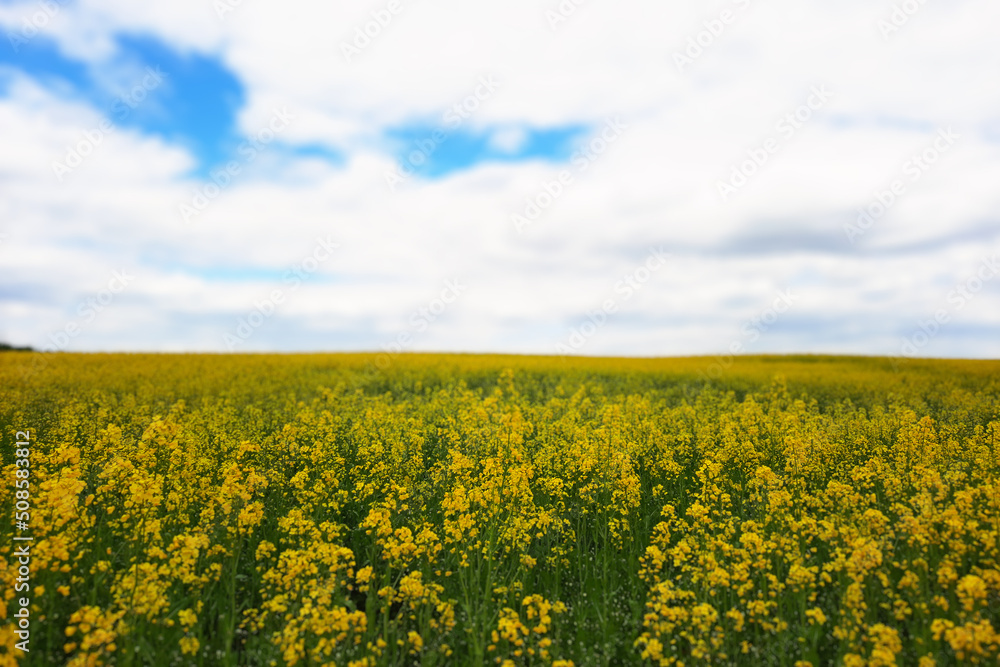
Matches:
[386,124,587,178]
[1,30,583,178]
[1,32,244,177]
[0,0,997,358]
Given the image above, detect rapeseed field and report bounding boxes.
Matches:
[1,353,999,666]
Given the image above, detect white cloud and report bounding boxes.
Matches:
[489,126,528,154]
[1,0,999,357]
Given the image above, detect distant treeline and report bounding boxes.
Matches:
[0,342,33,351]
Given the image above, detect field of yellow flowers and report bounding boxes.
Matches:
[2,352,999,666]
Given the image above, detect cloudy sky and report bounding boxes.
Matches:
[1,0,998,358]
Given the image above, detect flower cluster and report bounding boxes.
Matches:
[1,353,998,665]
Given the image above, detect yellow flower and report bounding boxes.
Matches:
[177,608,197,628]
[179,636,200,656]
[805,607,827,626]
